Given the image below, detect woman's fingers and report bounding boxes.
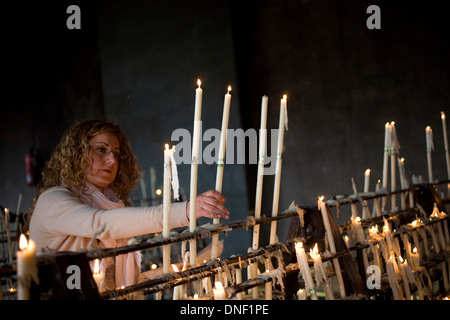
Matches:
[196,190,230,220]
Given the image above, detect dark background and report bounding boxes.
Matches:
[2,0,449,258]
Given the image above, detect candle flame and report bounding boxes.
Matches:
[318,195,324,201]
[413,247,417,254]
[365,169,370,175]
[400,157,405,164]
[399,256,405,264]
[214,281,224,290]
[295,242,304,250]
[311,243,319,255]
[282,94,287,102]
[171,264,179,272]
[19,234,28,250]
[93,259,100,275]
[227,85,231,94]
[165,144,169,150]
[442,111,446,120]
[194,294,199,299]
[390,121,395,126]
[385,122,390,128]
[355,216,361,223]
[151,263,158,270]
[197,79,201,88]
[426,126,431,132]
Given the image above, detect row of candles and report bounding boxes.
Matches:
[158,80,289,294]
[7,81,448,299]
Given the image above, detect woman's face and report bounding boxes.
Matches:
[85,132,120,191]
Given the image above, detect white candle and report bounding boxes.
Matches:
[211,85,232,260]
[410,247,420,268]
[92,259,104,292]
[17,234,38,300]
[252,95,268,250]
[163,144,173,274]
[373,179,382,217]
[213,281,226,300]
[269,95,287,245]
[382,122,391,196]
[4,208,13,264]
[189,79,203,266]
[264,270,273,300]
[251,95,268,299]
[390,121,399,211]
[441,112,450,180]
[310,243,334,300]
[425,126,434,182]
[383,218,395,254]
[399,257,411,300]
[294,242,317,300]
[364,169,371,193]
[297,289,306,300]
[318,196,346,298]
[172,264,183,300]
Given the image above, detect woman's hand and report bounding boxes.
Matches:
[186,190,230,220]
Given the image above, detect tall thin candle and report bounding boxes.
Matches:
[163,144,173,273]
[252,95,268,250]
[189,79,203,266]
[269,95,287,245]
[211,86,232,260]
[251,95,268,299]
[425,126,434,182]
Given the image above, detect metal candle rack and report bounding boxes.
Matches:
[3,180,450,300]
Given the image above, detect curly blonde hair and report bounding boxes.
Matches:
[24,118,141,230]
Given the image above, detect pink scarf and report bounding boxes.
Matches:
[75,183,141,290]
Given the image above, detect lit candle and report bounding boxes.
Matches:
[189,79,203,266]
[211,85,232,260]
[318,196,346,298]
[410,247,420,268]
[383,218,395,254]
[294,242,317,300]
[397,157,407,210]
[399,257,411,300]
[172,264,182,300]
[92,259,104,292]
[297,288,306,300]
[269,95,287,245]
[310,243,334,300]
[17,234,38,300]
[385,253,403,300]
[213,281,226,300]
[364,169,371,193]
[425,126,434,182]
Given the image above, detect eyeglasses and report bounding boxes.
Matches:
[89,145,127,160]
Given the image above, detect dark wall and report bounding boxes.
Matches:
[96,0,250,257]
[230,0,450,243]
[2,1,104,214]
[1,0,449,258]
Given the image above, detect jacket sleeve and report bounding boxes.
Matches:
[31,186,189,240]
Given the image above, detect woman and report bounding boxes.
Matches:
[26,118,229,291]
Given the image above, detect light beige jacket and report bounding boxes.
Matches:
[29,186,189,253]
